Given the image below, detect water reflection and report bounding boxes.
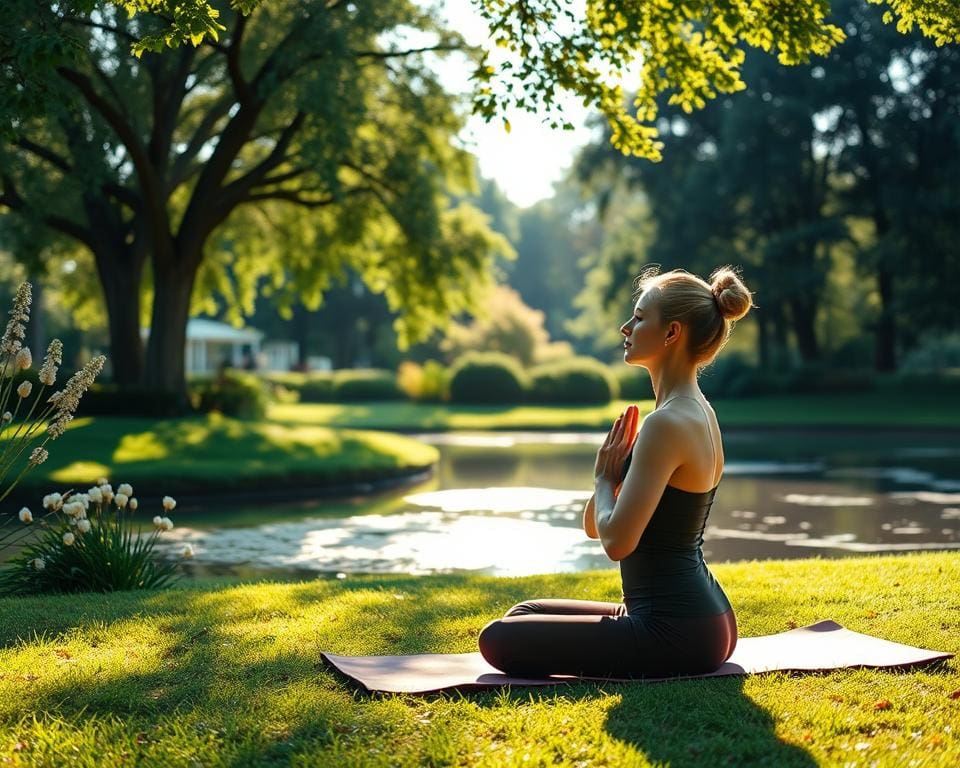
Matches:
[147,429,960,578]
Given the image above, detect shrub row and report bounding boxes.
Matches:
[51,354,960,418]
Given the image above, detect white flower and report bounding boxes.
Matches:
[31,557,45,571]
[87,486,103,503]
[18,507,32,523]
[15,346,32,370]
[162,496,177,511]
[153,515,163,528]
[77,518,91,533]
[43,492,63,510]
[17,381,32,398]
[161,517,173,531]
[1,412,10,424]
[100,484,114,504]
[62,531,75,546]
[28,447,48,466]
[129,497,138,511]
[182,544,194,559]
[63,501,84,518]
[96,477,108,486]
[1,282,30,357]
[39,339,62,386]
[115,493,129,509]
[117,483,133,497]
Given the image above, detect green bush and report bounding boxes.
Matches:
[882,368,960,396]
[0,484,185,596]
[397,360,450,402]
[530,357,619,404]
[333,369,404,401]
[610,364,655,401]
[448,352,528,404]
[191,370,269,419]
[298,374,337,402]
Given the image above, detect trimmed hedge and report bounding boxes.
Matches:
[448,352,528,404]
[530,357,619,404]
[333,369,404,401]
[609,364,655,401]
[190,370,269,419]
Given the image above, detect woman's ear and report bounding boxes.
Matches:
[665,320,682,345]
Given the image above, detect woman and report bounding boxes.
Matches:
[477,265,754,679]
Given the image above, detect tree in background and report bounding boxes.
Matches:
[438,284,572,368]
[0,1,511,404]
[39,1,959,161]
[572,0,959,371]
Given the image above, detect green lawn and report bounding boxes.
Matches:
[267,391,960,431]
[1,552,957,766]
[8,412,438,499]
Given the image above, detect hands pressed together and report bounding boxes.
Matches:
[594,404,640,494]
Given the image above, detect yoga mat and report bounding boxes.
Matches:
[320,620,953,695]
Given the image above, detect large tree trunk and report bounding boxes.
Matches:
[756,311,770,369]
[788,296,820,363]
[143,257,198,409]
[874,266,896,371]
[94,249,146,387]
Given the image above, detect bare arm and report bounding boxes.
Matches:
[583,493,599,539]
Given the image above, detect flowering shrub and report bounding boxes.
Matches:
[0,281,105,505]
[0,480,191,595]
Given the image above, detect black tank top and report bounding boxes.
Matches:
[616,399,732,618]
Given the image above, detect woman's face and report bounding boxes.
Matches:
[620,288,665,364]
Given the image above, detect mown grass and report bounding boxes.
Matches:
[0,552,957,766]
[8,412,438,499]
[268,391,960,432]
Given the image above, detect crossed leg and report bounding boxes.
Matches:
[477,598,640,678]
[477,598,738,678]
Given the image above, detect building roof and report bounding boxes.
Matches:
[140,318,264,343]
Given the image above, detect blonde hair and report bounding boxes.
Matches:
[633,264,753,367]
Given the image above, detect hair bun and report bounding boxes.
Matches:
[709,266,753,322]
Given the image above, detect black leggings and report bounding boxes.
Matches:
[477,598,737,679]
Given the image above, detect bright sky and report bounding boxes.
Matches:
[431,0,601,208]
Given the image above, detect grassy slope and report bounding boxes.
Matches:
[7,413,438,499]
[268,392,960,431]
[0,552,957,766]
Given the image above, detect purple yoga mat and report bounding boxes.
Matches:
[320,619,953,695]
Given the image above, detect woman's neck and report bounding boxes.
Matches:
[647,358,701,409]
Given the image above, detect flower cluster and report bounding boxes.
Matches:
[5,479,193,583]
[0,282,105,512]
[0,283,30,357]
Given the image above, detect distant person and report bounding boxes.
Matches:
[478,265,754,678]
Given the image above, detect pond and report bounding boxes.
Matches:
[148,428,960,579]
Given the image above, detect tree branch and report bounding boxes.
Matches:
[168,95,236,190]
[14,139,72,175]
[352,43,464,60]
[62,15,139,46]
[219,111,306,201]
[242,186,372,208]
[0,175,97,250]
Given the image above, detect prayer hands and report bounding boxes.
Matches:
[595,404,639,488]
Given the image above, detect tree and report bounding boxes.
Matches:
[573,0,959,371]
[438,284,572,368]
[24,1,959,161]
[1,1,512,403]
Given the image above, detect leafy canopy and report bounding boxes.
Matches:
[65,0,960,160]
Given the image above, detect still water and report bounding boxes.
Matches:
[150,429,960,578]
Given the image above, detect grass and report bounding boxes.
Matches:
[267,391,960,432]
[0,552,957,766]
[7,412,438,499]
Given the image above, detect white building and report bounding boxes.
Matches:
[140,318,301,374]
